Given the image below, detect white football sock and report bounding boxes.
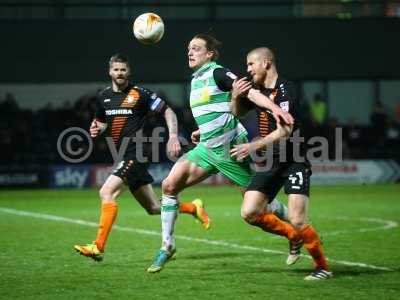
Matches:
[161,194,179,251]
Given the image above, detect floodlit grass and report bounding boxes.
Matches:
[1,184,399,300]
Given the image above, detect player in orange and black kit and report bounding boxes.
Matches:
[230,47,332,280]
[74,53,210,262]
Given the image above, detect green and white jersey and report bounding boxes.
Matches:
[190,62,247,148]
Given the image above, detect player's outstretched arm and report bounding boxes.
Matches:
[247,89,294,125]
[230,77,252,117]
[163,106,181,158]
[230,122,293,161]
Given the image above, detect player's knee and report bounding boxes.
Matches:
[162,178,177,195]
[145,204,160,215]
[99,185,114,202]
[241,207,258,224]
[289,216,306,230]
[144,208,156,215]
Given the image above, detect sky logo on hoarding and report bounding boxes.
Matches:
[54,167,89,188]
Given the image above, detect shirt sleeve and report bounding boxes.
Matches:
[285,82,299,119]
[214,67,257,111]
[213,68,238,92]
[94,92,106,123]
[141,87,167,114]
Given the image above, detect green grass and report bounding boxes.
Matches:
[0,184,399,300]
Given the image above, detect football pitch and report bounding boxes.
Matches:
[1,184,399,300]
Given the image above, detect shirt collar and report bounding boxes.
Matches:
[262,76,281,92]
[192,61,217,78]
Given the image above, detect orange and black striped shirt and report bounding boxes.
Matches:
[95,84,166,158]
[252,77,308,165]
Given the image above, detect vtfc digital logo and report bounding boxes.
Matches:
[56,126,344,168]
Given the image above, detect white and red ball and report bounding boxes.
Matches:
[133,13,165,44]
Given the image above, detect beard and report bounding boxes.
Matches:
[113,77,128,87]
[253,72,266,85]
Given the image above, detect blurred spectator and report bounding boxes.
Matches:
[310,93,328,127]
[386,3,400,17]
[2,92,19,113]
[370,100,387,138]
[385,118,400,159]
[297,92,312,132]
[395,102,400,123]
[309,93,328,139]
[343,117,366,158]
[346,117,362,141]
[386,118,400,141]
[326,117,340,159]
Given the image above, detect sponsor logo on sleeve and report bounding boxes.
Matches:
[226,72,237,80]
[151,98,162,111]
[280,101,289,112]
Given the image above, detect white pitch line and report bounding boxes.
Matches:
[320,216,398,236]
[0,207,394,272]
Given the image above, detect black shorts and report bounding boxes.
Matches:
[112,159,154,192]
[246,163,311,202]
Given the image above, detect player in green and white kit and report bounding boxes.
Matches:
[147,34,294,273]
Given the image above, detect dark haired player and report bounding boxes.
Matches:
[147,35,294,273]
[74,53,210,261]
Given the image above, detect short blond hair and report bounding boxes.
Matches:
[248,47,275,65]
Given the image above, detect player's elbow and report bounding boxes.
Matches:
[282,129,291,140]
[163,106,172,116]
[164,105,178,118]
[279,124,293,139]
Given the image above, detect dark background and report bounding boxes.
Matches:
[1,18,400,82]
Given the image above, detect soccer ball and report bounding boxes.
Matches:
[133,13,165,44]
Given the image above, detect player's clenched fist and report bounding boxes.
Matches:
[90,120,107,138]
[191,129,200,144]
